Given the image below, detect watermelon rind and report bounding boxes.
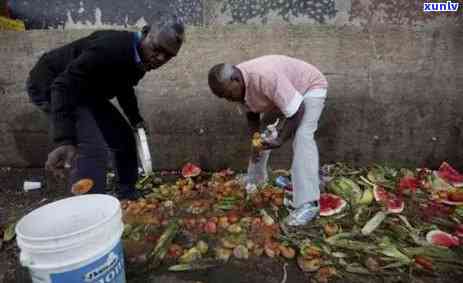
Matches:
[426,230,460,247]
[320,193,347,217]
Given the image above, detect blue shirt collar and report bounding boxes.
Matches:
[133,31,142,64]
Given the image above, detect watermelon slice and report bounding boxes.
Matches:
[181,163,201,178]
[386,197,404,214]
[373,186,389,202]
[320,193,347,217]
[426,230,460,247]
[436,162,463,187]
[373,186,404,213]
[398,176,419,194]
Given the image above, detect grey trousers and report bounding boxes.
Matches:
[247,90,326,207]
[291,93,326,207]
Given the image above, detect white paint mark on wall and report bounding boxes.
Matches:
[78,1,85,14]
[60,7,147,30]
[65,10,77,27]
[94,7,103,26]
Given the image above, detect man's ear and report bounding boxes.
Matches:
[230,72,240,82]
[230,67,243,83]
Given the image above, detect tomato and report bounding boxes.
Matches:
[204,221,217,234]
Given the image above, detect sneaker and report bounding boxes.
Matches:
[284,201,319,226]
[283,197,295,211]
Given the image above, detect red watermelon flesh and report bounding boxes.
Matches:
[373,186,389,202]
[437,162,463,186]
[386,197,404,214]
[181,163,202,178]
[374,186,404,213]
[320,193,347,216]
[426,230,460,247]
[398,176,419,194]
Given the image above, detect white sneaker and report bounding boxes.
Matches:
[284,201,319,226]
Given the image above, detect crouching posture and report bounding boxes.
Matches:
[27,17,184,199]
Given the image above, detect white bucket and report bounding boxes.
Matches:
[15,194,126,283]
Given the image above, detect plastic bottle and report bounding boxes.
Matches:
[275,176,291,189]
[261,118,279,142]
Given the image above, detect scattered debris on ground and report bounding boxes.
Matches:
[120,161,463,282]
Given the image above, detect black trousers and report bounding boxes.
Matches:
[69,101,138,194]
[27,78,138,193]
[27,57,138,193]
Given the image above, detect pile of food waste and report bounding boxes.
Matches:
[121,161,463,282]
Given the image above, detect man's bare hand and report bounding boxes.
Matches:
[261,137,283,150]
[45,145,77,179]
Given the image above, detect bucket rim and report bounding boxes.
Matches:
[22,230,123,270]
[16,194,121,242]
[17,221,123,252]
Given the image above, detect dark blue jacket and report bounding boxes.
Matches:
[27,30,146,145]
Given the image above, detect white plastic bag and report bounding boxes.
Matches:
[245,119,280,187]
[245,150,271,186]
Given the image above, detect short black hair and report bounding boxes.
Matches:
[208,63,227,97]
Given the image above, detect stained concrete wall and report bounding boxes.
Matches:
[0,1,462,170]
[8,0,463,29]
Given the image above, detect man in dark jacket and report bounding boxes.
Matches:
[27,17,185,199]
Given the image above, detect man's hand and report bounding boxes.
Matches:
[261,137,283,150]
[45,145,77,179]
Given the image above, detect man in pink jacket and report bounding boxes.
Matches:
[208,55,328,226]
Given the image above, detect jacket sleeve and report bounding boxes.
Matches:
[117,87,143,127]
[50,48,106,145]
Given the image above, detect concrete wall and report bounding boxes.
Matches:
[9,0,463,28]
[0,1,462,170]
